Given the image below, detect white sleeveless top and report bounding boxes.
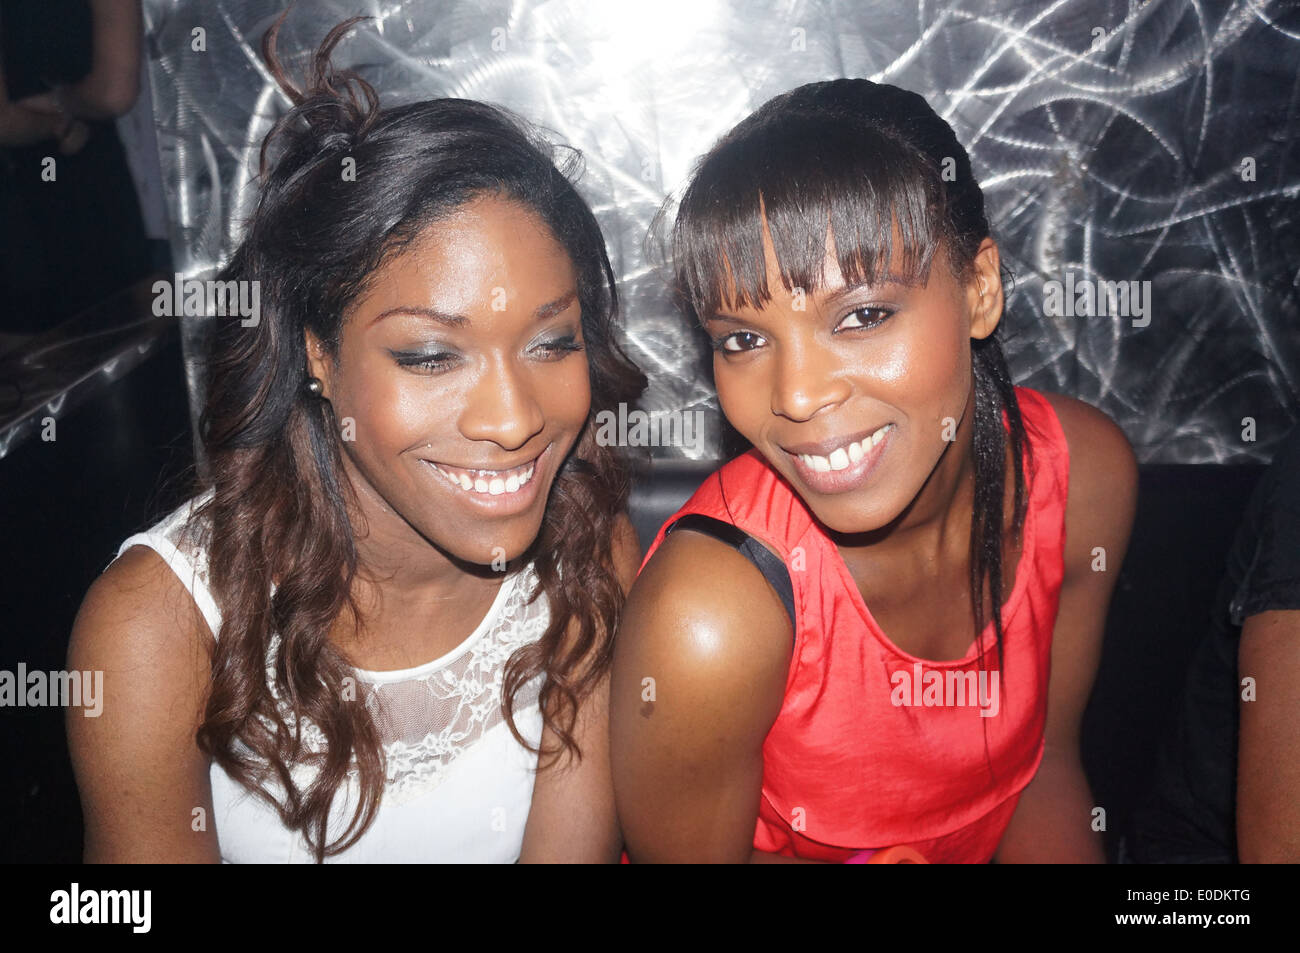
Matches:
[109,491,551,863]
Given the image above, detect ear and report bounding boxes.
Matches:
[966,237,1004,341]
[304,329,334,400]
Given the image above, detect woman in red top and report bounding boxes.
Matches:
[610,79,1139,862]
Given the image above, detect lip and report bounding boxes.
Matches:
[783,424,895,495]
[781,425,893,458]
[420,442,553,516]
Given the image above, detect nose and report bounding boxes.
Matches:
[769,337,851,422]
[457,354,545,450]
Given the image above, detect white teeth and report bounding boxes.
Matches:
[797,424,892,474]
[430,459,538,497]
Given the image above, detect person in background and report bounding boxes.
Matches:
[1130,423,1300,863]
[0,0,150,351]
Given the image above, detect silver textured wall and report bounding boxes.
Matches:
[142,0,1300,464]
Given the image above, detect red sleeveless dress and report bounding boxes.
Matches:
[637,386,1069,862]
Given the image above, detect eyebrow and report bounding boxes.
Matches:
[704,272,919,323]
[370,289,579,328]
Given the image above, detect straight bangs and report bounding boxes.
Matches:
[671,114,945,321]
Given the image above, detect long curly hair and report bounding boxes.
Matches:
[667,79,1033,673]
[177,15,645,860]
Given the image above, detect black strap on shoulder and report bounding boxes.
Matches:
[666,513,796,633]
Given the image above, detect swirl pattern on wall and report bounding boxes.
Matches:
[142,0,1300,463]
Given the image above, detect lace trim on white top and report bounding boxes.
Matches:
[115,491,552,807]
[278,569,548,806]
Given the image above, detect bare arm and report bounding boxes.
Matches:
[1237,608,1300,862]
[517,512,641,862]
[17,0,142,121]
[995,394,1138,862]
[0,56,66,147]
[610,526,797,863]
[67,545,220,863]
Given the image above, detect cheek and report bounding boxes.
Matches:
[871,319,967,397]
[883,321,972,450]
[343,366,428,447]
[713,360,761,434]
[549,358,592,425]
[505,357,591,444]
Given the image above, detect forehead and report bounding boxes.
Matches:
[367,195,576,310]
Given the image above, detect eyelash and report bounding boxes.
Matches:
[396,334,584,373]
[710,307,896,353]
[539,334,585,357]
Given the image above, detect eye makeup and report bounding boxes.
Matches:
[388,325,584,373]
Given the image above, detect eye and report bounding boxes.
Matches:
[835,307,895,332]
[531,332,585,360]
[712,330,767,353]
[391,349,461,374]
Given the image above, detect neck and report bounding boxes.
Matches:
[338,458,501,623]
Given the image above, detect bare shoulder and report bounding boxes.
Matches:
[1035,391,1139,577]
[1035,391,1132,455]
[610,525,795,860]
[72,543,214,668]
[69,544,219,861]
[613,526,792,731]
[69,543,215,738]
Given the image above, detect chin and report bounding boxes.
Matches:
[808,495,899,537]
[446,523,544,567]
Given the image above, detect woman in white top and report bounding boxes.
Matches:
[66,16,645,863]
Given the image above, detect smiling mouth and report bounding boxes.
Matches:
[424,454,540,497]
[789,423,894,472]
